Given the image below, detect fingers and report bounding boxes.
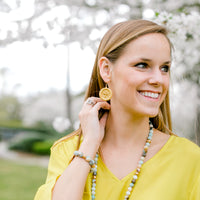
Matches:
[84,97,103,106]
[79,97,110,144]
[93,101,111,111]
[83,97,110,111]
[79,97,110,120]
[99,112,108,127]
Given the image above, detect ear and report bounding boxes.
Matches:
[98,57,112,83]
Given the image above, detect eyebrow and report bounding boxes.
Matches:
[140,58,171,64]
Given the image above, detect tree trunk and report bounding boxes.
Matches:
[196,106,200,146]
[66,32,73,128]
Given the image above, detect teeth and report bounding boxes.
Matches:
[140,92,159,99]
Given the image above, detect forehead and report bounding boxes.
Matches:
[122,33,171,60]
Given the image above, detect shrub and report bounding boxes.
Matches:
[32,140,53,155]
[8,128,73,155]
[8,132,49,153]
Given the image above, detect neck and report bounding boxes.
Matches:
[102,108,150,148]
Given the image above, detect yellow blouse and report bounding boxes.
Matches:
[34,135,200,200]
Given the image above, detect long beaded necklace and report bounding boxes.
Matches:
[90,121,154,200]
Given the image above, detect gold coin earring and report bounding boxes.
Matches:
[99,84,112,101]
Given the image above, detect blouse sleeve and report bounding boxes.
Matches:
[190,174,200,200]
[34,139,75,200]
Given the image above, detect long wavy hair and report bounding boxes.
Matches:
[54,19,174,148]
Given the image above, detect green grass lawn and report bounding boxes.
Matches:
[0,159,48,200]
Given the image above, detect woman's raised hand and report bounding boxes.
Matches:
[78,97,111,146]
[52,97,110,200]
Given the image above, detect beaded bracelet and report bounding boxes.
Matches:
[73,150,95,167]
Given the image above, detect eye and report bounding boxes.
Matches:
[135,62,148,69]
[161,65,170,73]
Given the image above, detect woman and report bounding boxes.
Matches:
[34,20,200,200]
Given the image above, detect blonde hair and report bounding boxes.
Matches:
[56,19,174,148]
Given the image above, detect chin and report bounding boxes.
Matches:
[130,109,159,118]
[127,104,160,118]
[148,113,158,118]
[145,109,159,118]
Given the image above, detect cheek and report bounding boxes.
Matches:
[118,72,136,87]
[111,66,145,95]
[115,77,142,101]
[164,77,170,92]
[111,71,132,95]
[161,79,170,103]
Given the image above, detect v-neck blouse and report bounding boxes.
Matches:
[34,135,200,200]
[98,135,173,183]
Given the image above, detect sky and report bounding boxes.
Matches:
[0,41,95,97]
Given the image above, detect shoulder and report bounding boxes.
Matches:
[153,130,200,166]
[51,130,80,153]
[170,136,200,192]
[45,132,81,167]
[154,129,200,156]
[168,135,200,164]
[170,135,200,153]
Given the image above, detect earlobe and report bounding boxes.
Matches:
[98,57,112,83]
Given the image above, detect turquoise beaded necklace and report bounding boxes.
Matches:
[90,121,154,200]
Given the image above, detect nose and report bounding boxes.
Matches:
[148,68,164,86]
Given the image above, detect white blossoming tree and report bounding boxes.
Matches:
[152,11,200,144]
[149,0,200,13]
[0,0,199,143]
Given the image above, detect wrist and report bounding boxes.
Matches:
[79,139,100,159]
[73,150,95,168]
[83,137,101,146]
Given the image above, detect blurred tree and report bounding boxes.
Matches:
[0,0,144,124]
[0,67,22,125]
[149,0,200,13]
[0,0,199,142]
[0,0,144,47]
[1,0,199,47]
[148,0,200,144]
[0,67,9,95]
[154,11,200,144]
[0,95,22,122]
[151,5,200,146]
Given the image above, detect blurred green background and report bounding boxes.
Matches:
[0,159,47,200]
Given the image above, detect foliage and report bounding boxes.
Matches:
[149,0,200,13]
[33,120,58,134]
[0,0,199,141]
[0,0,143,48]
[8,132,47,153]
[1,1,200,84]
[1,0,199,85]
[0,120,23,128]
[0,0,199,49]
[0,121,51,133]
[152,11,200,141]
[8,128,73,155]
[0,159,47,200]
[153,11,200,85]
[32,140,53,155]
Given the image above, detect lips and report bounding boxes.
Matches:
[139,91,160,99]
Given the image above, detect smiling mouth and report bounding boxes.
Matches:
[139,91,160,99]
